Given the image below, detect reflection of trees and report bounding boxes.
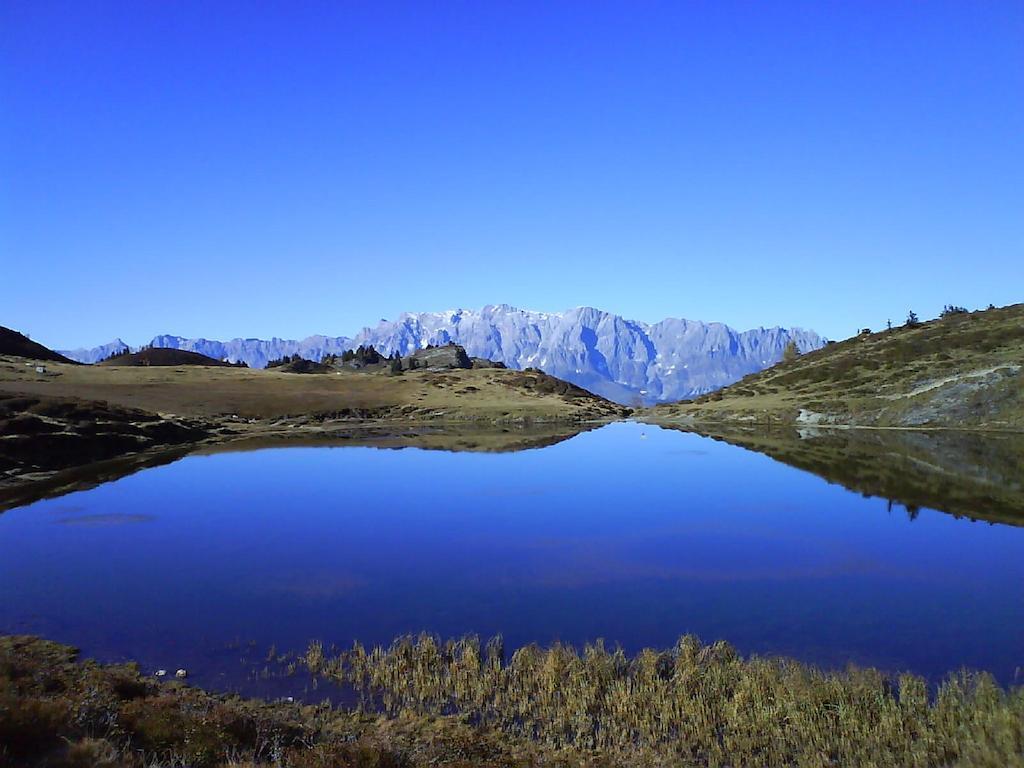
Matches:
[887,499,922,522]
[667,425,1024,527]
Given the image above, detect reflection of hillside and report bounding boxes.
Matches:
[192,423,596,456]
[0,447,193,513]
[664,425,1024,527]
[0,425,594,513]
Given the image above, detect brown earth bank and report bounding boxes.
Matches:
[649,303,1024,430]
[0,392,206,486]
[2,634,1023,768]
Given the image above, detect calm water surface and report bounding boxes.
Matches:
[2,422,1022,693]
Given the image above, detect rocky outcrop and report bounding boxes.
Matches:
[401,344,472,371]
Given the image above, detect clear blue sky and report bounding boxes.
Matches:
[3,1,1022,349]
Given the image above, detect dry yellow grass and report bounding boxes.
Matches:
[307,633,1024,767]
[0,355,626,424]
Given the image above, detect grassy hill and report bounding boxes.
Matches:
[651,303,1024,430]
[98,347,233,367]
[0,326,76,364]
[1,354,628,426]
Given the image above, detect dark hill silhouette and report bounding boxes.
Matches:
[98,348,233,367]
[0,327,76,364]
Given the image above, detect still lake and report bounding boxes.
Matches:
[1,421,1022,694]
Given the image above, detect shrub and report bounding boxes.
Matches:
[62,738,121,768]
[0,693,69,756]
[941,304,969,317]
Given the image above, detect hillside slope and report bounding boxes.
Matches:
[0,356,628,424]
[650,303,1024,430]
[0,327,76,364]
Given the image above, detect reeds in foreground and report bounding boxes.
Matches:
[3,633,1022,767]
[309,633,1024,766]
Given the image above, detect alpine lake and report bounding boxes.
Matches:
[2,421,1022,700]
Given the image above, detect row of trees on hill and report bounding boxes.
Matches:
[266,354,301,368]
[782,301,1001,365]
[100,346,137,362]
[866,302,998,334]
[320,345,389,366]
[901,302,994,329]
[342,345,383,365]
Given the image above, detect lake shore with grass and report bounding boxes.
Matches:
[3,632,1023,768]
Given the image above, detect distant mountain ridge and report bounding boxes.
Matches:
[59,305,826,403]
[59,339,131,364]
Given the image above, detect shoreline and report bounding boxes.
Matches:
[3,631,1022,767]
[641,412,1024,434]
[0,415,618,511]
[6,409,1024,513]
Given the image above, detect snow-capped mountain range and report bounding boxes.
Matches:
[60,305,826,404]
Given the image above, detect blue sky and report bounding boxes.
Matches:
[3,1,1022,348]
